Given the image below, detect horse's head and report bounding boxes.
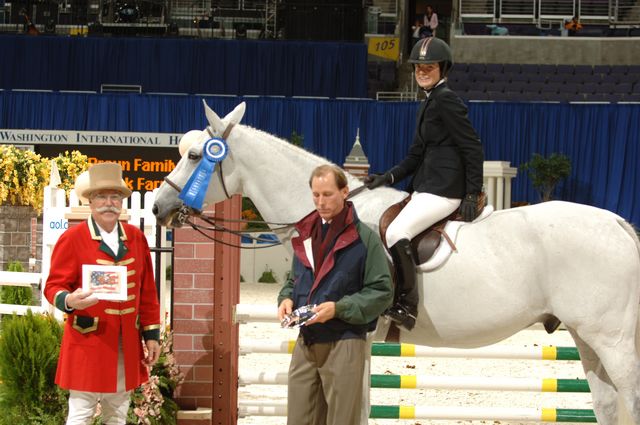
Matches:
[152,101,246,227]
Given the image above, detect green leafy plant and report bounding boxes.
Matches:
[258,267,278,284]
[0,311,67,425]
[0,261,34,308]
[520,153,572,202]
[289,131,304,147]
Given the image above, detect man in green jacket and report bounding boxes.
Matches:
[278,164,393,425]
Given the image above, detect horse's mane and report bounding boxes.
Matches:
[240,124,364,186]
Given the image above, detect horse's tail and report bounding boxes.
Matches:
[618,218,640,257]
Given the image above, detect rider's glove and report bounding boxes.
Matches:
[460,193,479,222]
[364,173,393,190]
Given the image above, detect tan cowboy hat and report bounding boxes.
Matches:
[80,163,132,199]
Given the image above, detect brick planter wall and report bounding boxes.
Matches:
[173,197,241,425]
[0,205,41,272]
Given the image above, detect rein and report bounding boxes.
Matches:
[162,122,370,249]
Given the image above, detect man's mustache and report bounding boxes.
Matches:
[95,206,121,214]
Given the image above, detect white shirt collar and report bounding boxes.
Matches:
[425,78,446,97]
[96,223,120,255]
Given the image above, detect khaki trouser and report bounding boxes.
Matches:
[287,337,366,425]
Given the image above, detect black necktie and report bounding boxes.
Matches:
[321,222,329,239]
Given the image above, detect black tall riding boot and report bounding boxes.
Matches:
[385,238,419,331]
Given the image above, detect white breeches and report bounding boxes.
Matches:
[66,339,130,425]
[386,192,461,248]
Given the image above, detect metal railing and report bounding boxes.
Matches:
[376,91,417,101]
[579,0,611,20]
[460,0,640,24]
[375,0,397,16]
[168,0,277,36]
[610,0,640,23]
[460,0,496,18]
[500,0,536,19]
[539,0,575,20]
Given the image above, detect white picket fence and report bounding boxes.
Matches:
[0,271,44,315]
[0,185,171,322]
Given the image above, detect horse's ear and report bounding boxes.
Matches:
[224,102,246,125]
[203,100,224,134]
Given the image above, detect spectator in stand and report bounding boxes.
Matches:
[486,24,509,35]
[423,5,438,38]
[411,18,424,46]
[564,15,583,36]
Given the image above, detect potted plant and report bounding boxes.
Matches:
[258,267,278,284]
[520,153,571,202]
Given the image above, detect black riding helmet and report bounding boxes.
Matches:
[408,37,453,77]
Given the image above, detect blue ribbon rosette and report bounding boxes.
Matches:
[179,138,228,210]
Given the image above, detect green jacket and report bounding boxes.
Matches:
[278,206,393,340]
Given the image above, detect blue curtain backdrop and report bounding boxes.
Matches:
[0,35,367,98]
[1,90,638,225]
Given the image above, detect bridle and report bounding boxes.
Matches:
[164,123,234,203]
[162,122,369,249]
[162,122,294,249]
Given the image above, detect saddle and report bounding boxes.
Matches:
[379,192,487,263]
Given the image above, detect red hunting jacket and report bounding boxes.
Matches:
[44,216,161,392]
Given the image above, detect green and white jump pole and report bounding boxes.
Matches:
[238,401,596,422]
[236,304,593,422]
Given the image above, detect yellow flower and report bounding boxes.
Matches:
[0,145,89,213]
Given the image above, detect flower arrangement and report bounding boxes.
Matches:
[53,150,89,194]
[0,145,49,212]
[0,145,88,213]
[127,330,185,425]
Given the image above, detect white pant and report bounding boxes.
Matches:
[66,339,129,425]
[386,192,461,248]
[67,389,131,425]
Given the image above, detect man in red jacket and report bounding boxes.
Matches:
[44,162,161,425]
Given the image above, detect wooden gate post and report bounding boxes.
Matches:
[212,195,241,424]
[173,195,241,425]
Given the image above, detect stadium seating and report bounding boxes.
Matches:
[448,63,640,102]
